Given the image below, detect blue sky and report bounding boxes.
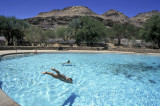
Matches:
[0,0,160,19]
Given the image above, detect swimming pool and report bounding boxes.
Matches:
[0,53,160,106]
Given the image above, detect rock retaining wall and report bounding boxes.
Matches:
[0,46,104,51]
[108,47,160,53]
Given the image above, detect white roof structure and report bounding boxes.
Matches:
[0,36,6,41]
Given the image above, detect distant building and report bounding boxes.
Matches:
[113,39,127,45]
[0,36,7,46]
[113,38,144,47]
[121,39,129,45]
[48,38,76,47]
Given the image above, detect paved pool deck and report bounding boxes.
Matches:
[0,49,160,56]
[0,49,160,106]
[1,49,133,54]
[0,90,20,106]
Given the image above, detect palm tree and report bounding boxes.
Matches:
[67,18,81,40]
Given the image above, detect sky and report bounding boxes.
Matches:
[0,0,160,19]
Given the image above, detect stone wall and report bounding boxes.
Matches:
[108,47,160,53]
[0,46,105,51]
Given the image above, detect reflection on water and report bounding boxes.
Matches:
[62,93,79,106]
[0,81,2,89]
[109,62,158,84]
[149,79,156,84]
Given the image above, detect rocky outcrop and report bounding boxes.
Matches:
[26,6,160,29]
[102,9,130,23]
[27,6,105,29]
[36,6,98,17]
[101,9,141,27]
[131,10,160,24]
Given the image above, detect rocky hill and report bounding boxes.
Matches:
[36,6,98,17]
[26,6,160,29]
[101,9,140,27]
[131,10,160,24]
[26,6,105,29]
[102,9,131,23]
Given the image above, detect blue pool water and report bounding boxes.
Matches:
[0,53,160,106]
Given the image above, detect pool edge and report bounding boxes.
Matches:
[0,50,160,56]
[0,89,20,106]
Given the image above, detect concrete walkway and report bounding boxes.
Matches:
[0,49,160,55]
[0,49,116,55]
[0,90,20,106]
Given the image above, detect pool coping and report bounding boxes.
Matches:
[0,49,160,106]
[0,90,20,106]
[0,50,160,56]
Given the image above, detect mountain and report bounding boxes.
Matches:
[26,6,160,29]
[101,9,140,27]
[131,10,160,24]
[36,6,98,17]
[102,9,131,23]
[26,6,103,29]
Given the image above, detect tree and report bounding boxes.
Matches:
[67,18,81,40]
[45,29,55,39]
[139,15,160,48]
[24,26,49,45]
[107,23,139,45]
[55,26,68,40]
[0,16,6,33]
[0,16,29,45]
[76,16,107,46]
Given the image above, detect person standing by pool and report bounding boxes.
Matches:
[42,68,73,84]
[34,50,37,54]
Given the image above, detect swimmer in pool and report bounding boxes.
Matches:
[63,60,71,65]
[65,60,70,64]
[42,68,73,84]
